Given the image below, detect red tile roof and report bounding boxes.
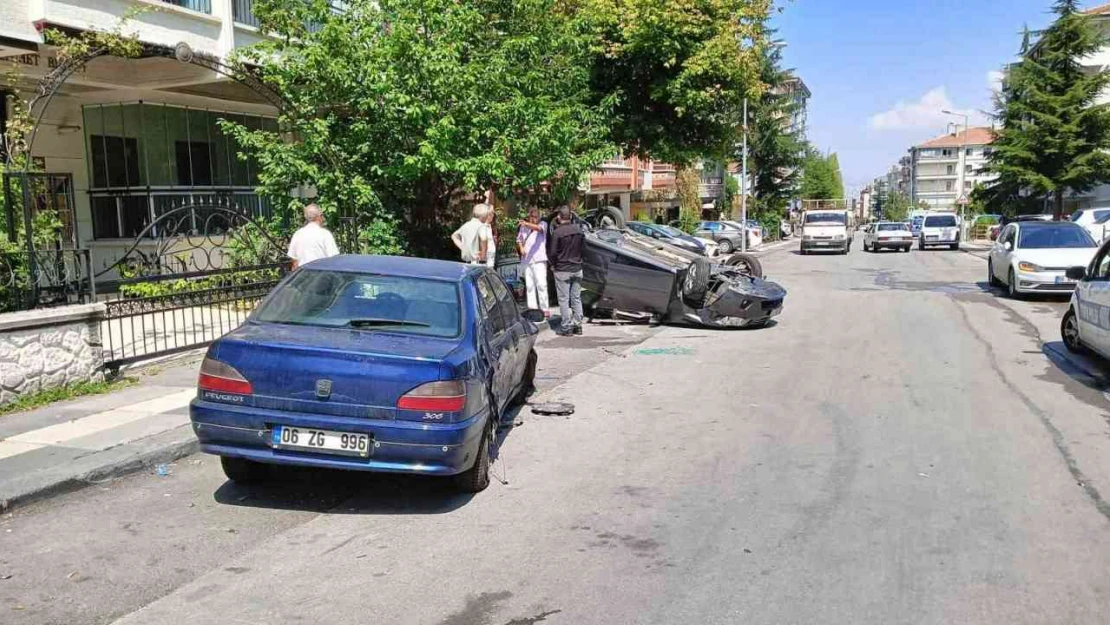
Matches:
[917,127,996,148]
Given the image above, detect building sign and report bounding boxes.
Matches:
[7,53,84,72]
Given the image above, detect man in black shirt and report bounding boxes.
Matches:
[549,206,585,336]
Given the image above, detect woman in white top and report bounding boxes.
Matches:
[483,209,497,268]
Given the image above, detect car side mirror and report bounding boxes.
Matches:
[1003,241,1012,251]
[522,309,546,323]
[1067,266,1087,281]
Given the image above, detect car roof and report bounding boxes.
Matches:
[1015,220,1082,229]
[301,255,478,282]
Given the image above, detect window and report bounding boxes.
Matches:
[1092,247,1110,279]
[983,148,993,157]
[90,135,141,188]
[966,148,973,156]
[90,195,151,239]
[946,164,955,175]
[941,149,953,157]
[924,215,958,228]
[945,180,954,191]
[253,270,462,338]
[488,273,520,327]
[1017,224,1096,249]
[476,275,507,334]
[174,141,213,185]
[965,165,973,174]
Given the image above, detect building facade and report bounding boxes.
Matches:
[909,127,995,211]
[0,0,286,274]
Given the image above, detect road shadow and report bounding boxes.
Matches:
[212,406,525,515]
[1042,340,1110,391]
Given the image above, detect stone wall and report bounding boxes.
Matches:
[0,304,106,406]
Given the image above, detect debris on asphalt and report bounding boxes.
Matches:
[636,347,694,356]
[531,402,575,416]
[918,473,929,478]
[0,574,11,580]
[155,464,170,477]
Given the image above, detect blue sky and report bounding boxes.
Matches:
[773,0,1104,196]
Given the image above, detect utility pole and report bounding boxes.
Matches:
[740,98,748,253]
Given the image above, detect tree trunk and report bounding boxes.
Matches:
[675,165,701,232]
[1053,189,1064,221]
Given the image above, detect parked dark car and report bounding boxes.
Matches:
[626,222,708,255]
[190,256,544,493]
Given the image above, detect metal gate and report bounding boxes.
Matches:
[96,198,291,368]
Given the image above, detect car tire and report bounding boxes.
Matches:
[903,246,911,253]
[918,239,925,251]
[950,243,959,251]
[988,259,1002,287]
[799,246,806,255]
[1007,268,1022,299]
[717,239,734,254]
[682,257,711,306]
[455,419,493,493]
[511,349,538,407]
[220,456,269,484]
[596,206,626,230]
[723,252,763,278]
[1062,308,1084,353]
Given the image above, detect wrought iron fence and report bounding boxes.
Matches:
[0,249,94,313]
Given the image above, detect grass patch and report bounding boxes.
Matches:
[0,377,138,417]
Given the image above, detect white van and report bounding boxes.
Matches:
[799,210,850,255]
[918,212,960,250]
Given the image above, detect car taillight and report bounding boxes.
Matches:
[397,381,466,412]
[198,357,253,395]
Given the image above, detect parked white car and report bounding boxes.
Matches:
[1070,208,1110,240]
[1062,236,1110,357]
[918,213,961,250]
[1085,212,1110,243]
[863,221,913,253]
[988,221,1099,297]
[722,220,763,248]
[799,210,849,255]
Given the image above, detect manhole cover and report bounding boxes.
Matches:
[531,402,575,416]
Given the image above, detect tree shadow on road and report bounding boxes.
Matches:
[212,405,526,515]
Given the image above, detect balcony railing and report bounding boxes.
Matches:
[161,0,212,13]
[233,0,261,27]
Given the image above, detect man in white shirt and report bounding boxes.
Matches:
[451,203,492,264]
[287,204,340,270]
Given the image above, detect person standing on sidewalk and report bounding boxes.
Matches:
[451,203,492,264]
[516,206,549,316]
[549,205,584,336]
[287,203,340,270]
[483,207,498,268]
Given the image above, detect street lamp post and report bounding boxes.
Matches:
[740,98,748,253]
[941,109,971,233]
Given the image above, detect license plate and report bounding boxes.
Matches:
[926,236,938,240]
[815,241,830,246]
[272,425,371,457]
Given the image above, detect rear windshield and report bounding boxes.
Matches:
[878,223,908,232]
[805,213,846,225]
[924,215,957,227]
[254,270,461,338]
[1017,225,1096,249]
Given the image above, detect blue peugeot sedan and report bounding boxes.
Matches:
[190,256,543,493]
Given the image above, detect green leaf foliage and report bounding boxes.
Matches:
[981,0,1110,218]
[748,34,806,218]
[800,147,843,200]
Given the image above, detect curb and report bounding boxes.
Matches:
[0,426,199,512]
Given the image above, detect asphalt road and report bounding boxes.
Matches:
[5,241,1110,625]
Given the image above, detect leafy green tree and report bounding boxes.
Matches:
[981,0,1110,219]
[748,37,806,220]
[225,0,613,253]
[800,147,842,200]
[581,0,771,166]
[883,192,911,222]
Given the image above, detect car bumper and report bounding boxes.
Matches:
[801,240,847,251]
[1014,272,1077,293]
[920,236,959,247]
[190,400,486,476]
[872,239,912,248]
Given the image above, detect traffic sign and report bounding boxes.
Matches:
[957,194,969,206]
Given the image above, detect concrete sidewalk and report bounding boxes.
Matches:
[0,356,202,510]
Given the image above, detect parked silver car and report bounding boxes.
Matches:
[694,221,747,254]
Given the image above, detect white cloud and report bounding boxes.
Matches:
[987,70,1005,95]
[869,87,981,131]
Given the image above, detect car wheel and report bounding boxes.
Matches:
[799,246,806,255]
[1007,268,1022,299]
[950,243,959,251]
[455,419,493,493]
[723,252,763,278]
[511,349,538,406]
[1062,308,1084,353]
[681,257,711,306]
[220,456,269,484]
[918,239,925,251]
[903,246,911,252]
[594,206,626,230]
[988,259,1002,287]
[717,239,734,254]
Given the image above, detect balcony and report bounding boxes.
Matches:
[916,173,958,181]
[233,0,261,27]
[160,0,212,13]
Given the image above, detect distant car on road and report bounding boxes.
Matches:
[918,213,961,250]
[1062,236,1110,357]
[627,222,716,256]
[863,221,913,253]
[190,256,545,493]
[799,210,850,255]
[1070,208,1110,239]
[988,221,1099,298]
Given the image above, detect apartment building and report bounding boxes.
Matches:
[0,0,285,272]
[909,127,995,211]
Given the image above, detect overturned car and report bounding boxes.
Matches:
[549,209,787,328]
